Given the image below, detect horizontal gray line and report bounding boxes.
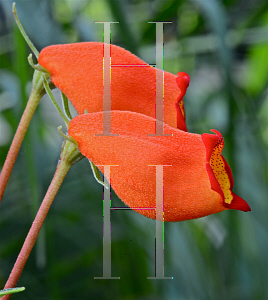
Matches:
[111,207,155,210]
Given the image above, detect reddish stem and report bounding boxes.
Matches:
[0,71,45,203]
[1,158,71,300]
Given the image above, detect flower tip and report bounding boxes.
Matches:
[176,72,190,94]
[210,129,222,138]
[177,72,190,84]
[202,130,251,214]
[223,193,251,212]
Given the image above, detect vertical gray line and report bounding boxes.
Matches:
[155,23,164,136]
[155,165,163,221]
[103,165,111,277]
[95,22,119,137]
[148,165,173,279]
[155,165,164,278]
[103,24,111,135]
[147,22,172,137]
[94,165,120,279]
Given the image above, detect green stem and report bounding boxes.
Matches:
[43,76,70,128]
[0,70,45,203]
[1,141,83,300]
[28,54,50,74]
[12,2,39,59]
[61,92,72,120]
[57,126,78,146]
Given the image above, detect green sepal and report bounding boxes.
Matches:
[43,76,70,128]
[0,287,25,297]
[89,160,109,189]
[12,3,39,59]
[61,92,73,120]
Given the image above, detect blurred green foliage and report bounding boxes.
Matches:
[0,0,267,299]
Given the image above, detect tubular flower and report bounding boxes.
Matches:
[68,111,250,222]
[38,42,189,131]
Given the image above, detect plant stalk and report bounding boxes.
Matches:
[1,140,83,299]
[0,70,45,203]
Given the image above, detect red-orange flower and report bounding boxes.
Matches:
[68,111,250,222]
[38,42,189,131]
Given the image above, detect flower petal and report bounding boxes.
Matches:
[175,72,190,131]
[201,130,251,212]
[68,111,250,221]
[223,192,251,212]
[39,42,189,130]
